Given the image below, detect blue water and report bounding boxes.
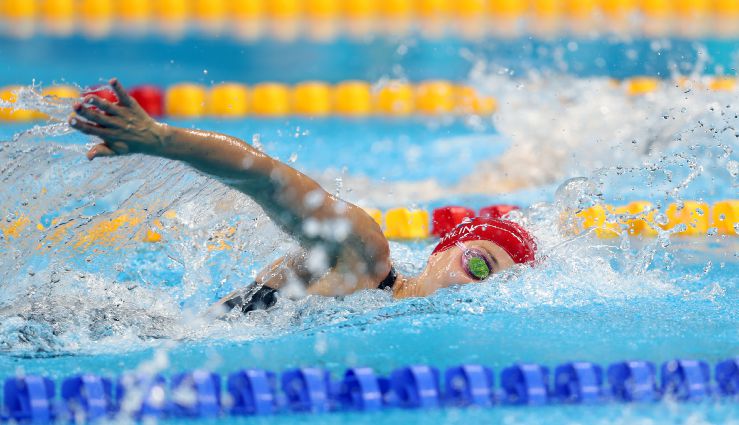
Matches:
[1,119,504,184]
[0,36,737,86]
[1,34,738,423]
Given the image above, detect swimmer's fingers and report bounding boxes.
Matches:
[69,116,112,138]
[86,143,116,161]
[72,103,118,127]
[109,78,135,108]
[83,95,121,116]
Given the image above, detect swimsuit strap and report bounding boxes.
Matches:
[377,266,397,291]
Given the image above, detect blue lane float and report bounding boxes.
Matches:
[554,362,604,404]
[444,364,495,407]
[281,368,330,413]
[607,361,659,402]
[338,367,382,411]
[170,370,221,418]
[227,369,277,415]
[115,373,167,419]
[61,375,113,421]
[1,358,737,422]
[387,365,441,409]
[715,358,739,397]
[3,375,56,423]
[499,363,549,405]
[661,360,712,401]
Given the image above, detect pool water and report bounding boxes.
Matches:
[1,37,738,423]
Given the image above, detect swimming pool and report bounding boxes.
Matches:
[1,16,738,425]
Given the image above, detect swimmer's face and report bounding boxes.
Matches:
[418,240,515,292]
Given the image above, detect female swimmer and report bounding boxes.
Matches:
[69,79,537,315]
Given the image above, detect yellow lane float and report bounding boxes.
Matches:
[333,81,372,116]
[711,200,739,235]
[208,83,249,117]
[385,208,430,239]
[251,83,290,116]
[415,80,455,115]
[660,201,710,236]
[626,77,660,95]
[0,86,35,122]
[165,83,207,118]
[292,82,332,116]
[375,81,415,116]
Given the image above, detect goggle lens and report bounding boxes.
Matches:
[463,250,491,280]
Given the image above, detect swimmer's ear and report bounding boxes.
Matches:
[87,143,115,160]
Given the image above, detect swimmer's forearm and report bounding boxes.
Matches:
[154,125,320,205]
[154,125,275,180]
[153,125,341,243]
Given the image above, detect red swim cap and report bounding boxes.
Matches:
[431,217,537,264]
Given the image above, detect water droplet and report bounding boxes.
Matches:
[554,177,600,213]
[251,133,263,151]
[727,160,739,178]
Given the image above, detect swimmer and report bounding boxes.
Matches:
[69,79,537,315]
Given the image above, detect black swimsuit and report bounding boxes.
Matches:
[222,284,279,314]
[223,266,398,314]
[377,266,398,290]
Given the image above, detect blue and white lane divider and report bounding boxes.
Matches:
[2,359,738,422]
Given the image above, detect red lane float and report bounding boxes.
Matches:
[83,86,118,103]
[479,204,519,219]
[431,206,475,237]
[82,86,118,113]
[129,85,164,117]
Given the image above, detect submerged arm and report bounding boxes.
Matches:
[69,79,390,278]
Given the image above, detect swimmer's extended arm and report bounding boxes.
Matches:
[69,79,391,281]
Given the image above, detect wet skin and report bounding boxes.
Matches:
[69,79,517,307]
[393,240,515,298]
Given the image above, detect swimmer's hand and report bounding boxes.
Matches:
[69,78,168,161]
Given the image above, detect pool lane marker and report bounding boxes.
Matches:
[379,201,739,240]
[3,76,739,122]
[1,201,736,249]
[1,358,737,421]
[0,80,496,121]
[2,0,739,40]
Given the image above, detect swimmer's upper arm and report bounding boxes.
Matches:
[342,203,392,281]
[231,159,390,273]
[254,252,313,289]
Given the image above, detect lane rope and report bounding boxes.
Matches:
[1,201,736,249]
[1,76,738,122]
[0,80,496,120]
[2,358,737,421]
[1,0,738,40]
